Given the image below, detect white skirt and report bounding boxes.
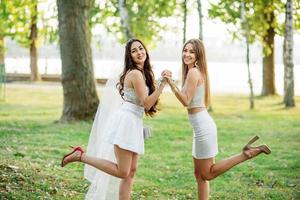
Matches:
[104,101,145,154]
[188,110,218,159]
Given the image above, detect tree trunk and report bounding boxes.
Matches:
[241,1,254,109]
[0,35,5,101]
[197,0,203,41]
[283,0,295,107]
[0,36,4,67]
[118,0,132,41]
[57,0,99,121]
[29,1,41,82]
[183,0,187,44]
[246,39,254,109]
[261,11,276,96]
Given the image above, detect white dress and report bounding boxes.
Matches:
[84,86,147,200]
[186,83,218,159]
[104,89,145,154]
[189,110,218,159]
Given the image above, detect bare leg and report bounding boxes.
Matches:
[191,135,271,198]
[198,148,261,181]
[64,145,134,178]
[193,158,209,200]
[119,153,139,200]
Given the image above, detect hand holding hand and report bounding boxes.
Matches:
[161,70,180,94]
[161,69,172,77]
[161,69,172,83]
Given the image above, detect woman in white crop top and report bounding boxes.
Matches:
[163,39,271,200]
[61,39,169,200]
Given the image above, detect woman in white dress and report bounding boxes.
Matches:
[61,38,169,200]
[163,38,271,200]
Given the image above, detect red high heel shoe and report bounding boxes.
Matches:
[61,146,84,167]
[243,136,271,159]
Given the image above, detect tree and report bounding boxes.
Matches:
[208,0,287,96]
[92,0,177,45]
[182,0,187,44]
[24,0,58,81]
[283,0,295,107]
[0,0,58,82]
[57,0,99,121]
[241,1,254,109]
[0,36,3,69]
[118,0,132,40]
[261,1,276,96]
[29,0,41,81]
[196,0,203,41]
[2,0,41,82]
[0,0,30,70]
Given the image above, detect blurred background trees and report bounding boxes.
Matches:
[209,0,299,97]
[1,0,298,120]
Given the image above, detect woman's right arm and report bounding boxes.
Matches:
[130,70,166,111]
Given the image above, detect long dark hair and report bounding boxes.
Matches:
[117,38,158,117]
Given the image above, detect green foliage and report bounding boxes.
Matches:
[0,0,31,41]
[208,0,299,55]
[0,0,58,49]
[17,0,59,47]
[91,0,177,47]
[294,0,300,29]
[38,0,59,44]
[1,85,300,199]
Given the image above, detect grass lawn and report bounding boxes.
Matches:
[0,83,299,200]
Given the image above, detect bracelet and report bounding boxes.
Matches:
[157,77,166,89]
[170,82,180,94]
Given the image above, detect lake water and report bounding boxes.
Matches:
[5,58,300,95]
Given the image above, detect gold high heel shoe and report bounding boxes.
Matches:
[243,136,271,159]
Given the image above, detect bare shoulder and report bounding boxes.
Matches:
[187,68,200,79]
[187,68,204,84]
[124,69,144,88]
[189,67,200,74]
[127,69,143,78]
[126,69,144,81]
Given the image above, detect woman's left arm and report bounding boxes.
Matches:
[167,68,199,107]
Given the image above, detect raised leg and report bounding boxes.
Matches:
[63,145,135,179]
[196,153,249,181]
[196,136,271,181]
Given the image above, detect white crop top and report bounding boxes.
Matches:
[187,84,206,108]
[123,87,149,106]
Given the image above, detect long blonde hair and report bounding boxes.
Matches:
[181,39,211,107]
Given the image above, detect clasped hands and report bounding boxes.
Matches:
[157,69,172,89]
[161,69,175,85]
[161,69,172,82]
[160,69,179,94]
